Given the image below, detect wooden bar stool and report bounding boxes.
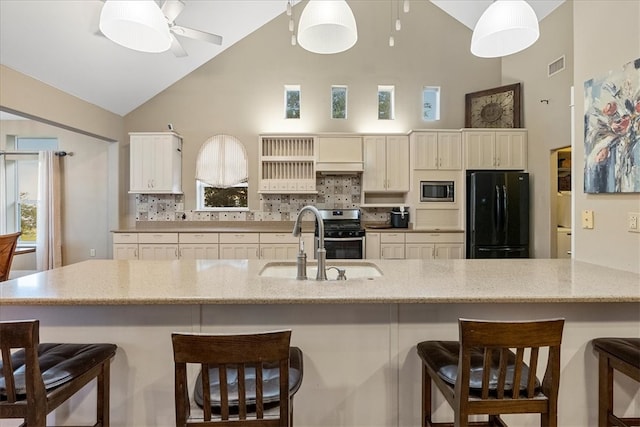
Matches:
[0,231,21,282]
[0,319,117,426]
[592,338,640,427]
[172,329,303,427]
[416,318,564,427]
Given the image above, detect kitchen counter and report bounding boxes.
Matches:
[1,258,638,305]
[1,259,638,427]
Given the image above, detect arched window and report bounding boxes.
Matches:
[195,134,248,210]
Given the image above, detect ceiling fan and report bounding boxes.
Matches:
[161,0,223,57]
[99,0,223,57]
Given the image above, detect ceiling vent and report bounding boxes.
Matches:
[548,55,565,77]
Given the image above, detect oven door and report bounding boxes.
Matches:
[316,237,364,259]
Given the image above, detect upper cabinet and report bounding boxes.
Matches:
[463,129,527,170]
[129,132,182,194]
[362,135,409,192]
[259,135,316,194]
[412,131,462,170]
[316,136,363,173]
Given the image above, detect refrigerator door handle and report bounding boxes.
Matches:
[495,185,501,231]
[478,247,527,252]
[502,184,508,231]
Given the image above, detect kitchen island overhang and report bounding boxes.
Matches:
[1,259,638,427]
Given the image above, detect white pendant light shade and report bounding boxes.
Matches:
[471,0,539,58]
[99,0,171,53]
[297,0,358,54]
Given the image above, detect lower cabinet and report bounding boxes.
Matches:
[219,233,260,259]
[380,233,405,259]
[178,233,219,259]
[259,233,314,260]
[405,233,464,259]
[113,233,139,260]
[138,233,179,260]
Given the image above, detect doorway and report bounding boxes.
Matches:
[550,146,572,258]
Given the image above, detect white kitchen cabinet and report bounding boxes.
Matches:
[113,232,139,260]
[463,130,527,170]
[412,131,462,170]
[259,135,316,194]
[316,136,363,173]
[380,232,405,259]
[129,132,182,194]
[405,232,464,259]
[138,233,179,260]
[219,233,260,259]
[557,227,572,259]
[259,232,314,260]
[363,135,409,192]
[365,232,381,259]
[178,233,219,260]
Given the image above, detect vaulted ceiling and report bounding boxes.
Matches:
[0,1,564,117]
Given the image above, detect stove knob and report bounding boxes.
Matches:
[337,231,344,237]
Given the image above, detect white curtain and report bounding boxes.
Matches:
[36,151,62,270]
[196,134,248,188]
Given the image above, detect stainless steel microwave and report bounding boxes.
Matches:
[420,180,454,202]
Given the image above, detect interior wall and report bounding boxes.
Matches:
[123,1,501,213]
[501,1,574,258]
[572,0,640,273]
[0,120,112,265]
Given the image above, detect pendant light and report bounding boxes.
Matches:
[99,0,171,53]
[297,0,358,54]
[471,0,539,58]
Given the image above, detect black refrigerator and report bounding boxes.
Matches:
[466,171,530,258]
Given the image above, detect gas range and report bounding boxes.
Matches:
[316,209,366,238]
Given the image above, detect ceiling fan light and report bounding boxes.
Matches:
[471,0,539,58]
[297,0,358,54]
[99,0,171,53]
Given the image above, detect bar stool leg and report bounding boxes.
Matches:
[598,353,614,427]
[422,364,432,427]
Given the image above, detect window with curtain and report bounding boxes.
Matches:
[1,137,58,245]
[195,134,248,211]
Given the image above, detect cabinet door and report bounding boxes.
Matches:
[434,244,464,259]
[363,136,387,191]
[413,132,439,169]
[139,244,179,260]
[464,132,495,169]
[437,132,462,170]
[130,133,182,193]
[219,244,260,259]
[179,244,219,260]
[495,131,527,169]
[405,244,435,259]
[381,244,405,259]
[365,233,381,259]
[260,244,299,260]
[385,135,409,191]
[557,230,571,259]
[113,244,138,260]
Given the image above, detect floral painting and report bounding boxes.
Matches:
[584,58,640,193]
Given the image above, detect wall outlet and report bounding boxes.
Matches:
[89,248,96,257]
[581,210,594,229]
[629,213,640,233]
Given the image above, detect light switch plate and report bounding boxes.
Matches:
[581,210,594,229]
[629,213,640,233]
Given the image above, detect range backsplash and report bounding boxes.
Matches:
[135,175,391,223]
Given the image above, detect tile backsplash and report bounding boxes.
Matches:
[136,175,391,223]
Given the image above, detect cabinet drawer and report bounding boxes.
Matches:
[259,233,301,244]
[113,233,138,244]
[405,232,464,244]
[138,233,178,244]
[380,233,405,243]
[179,233,219,244]
[219,233,259,244]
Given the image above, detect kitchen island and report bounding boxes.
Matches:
[1,258,638,427]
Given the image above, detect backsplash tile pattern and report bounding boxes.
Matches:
[135,175,391,223]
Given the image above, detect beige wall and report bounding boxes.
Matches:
[0,120,113,265]
[0,64,123,262]
[502,2,574,258]
[123,1,501,212]
[572,0,640,273]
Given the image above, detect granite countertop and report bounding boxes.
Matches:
[1,259,638,306]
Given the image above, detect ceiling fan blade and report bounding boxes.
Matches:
[169,34,188,57]
[161,0,185,23]
[171,25,223,45]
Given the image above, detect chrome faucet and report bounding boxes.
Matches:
[292,205,327,281]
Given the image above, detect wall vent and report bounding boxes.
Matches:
[548,55,565,77]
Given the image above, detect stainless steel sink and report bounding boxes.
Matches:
[259,261,382,280]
